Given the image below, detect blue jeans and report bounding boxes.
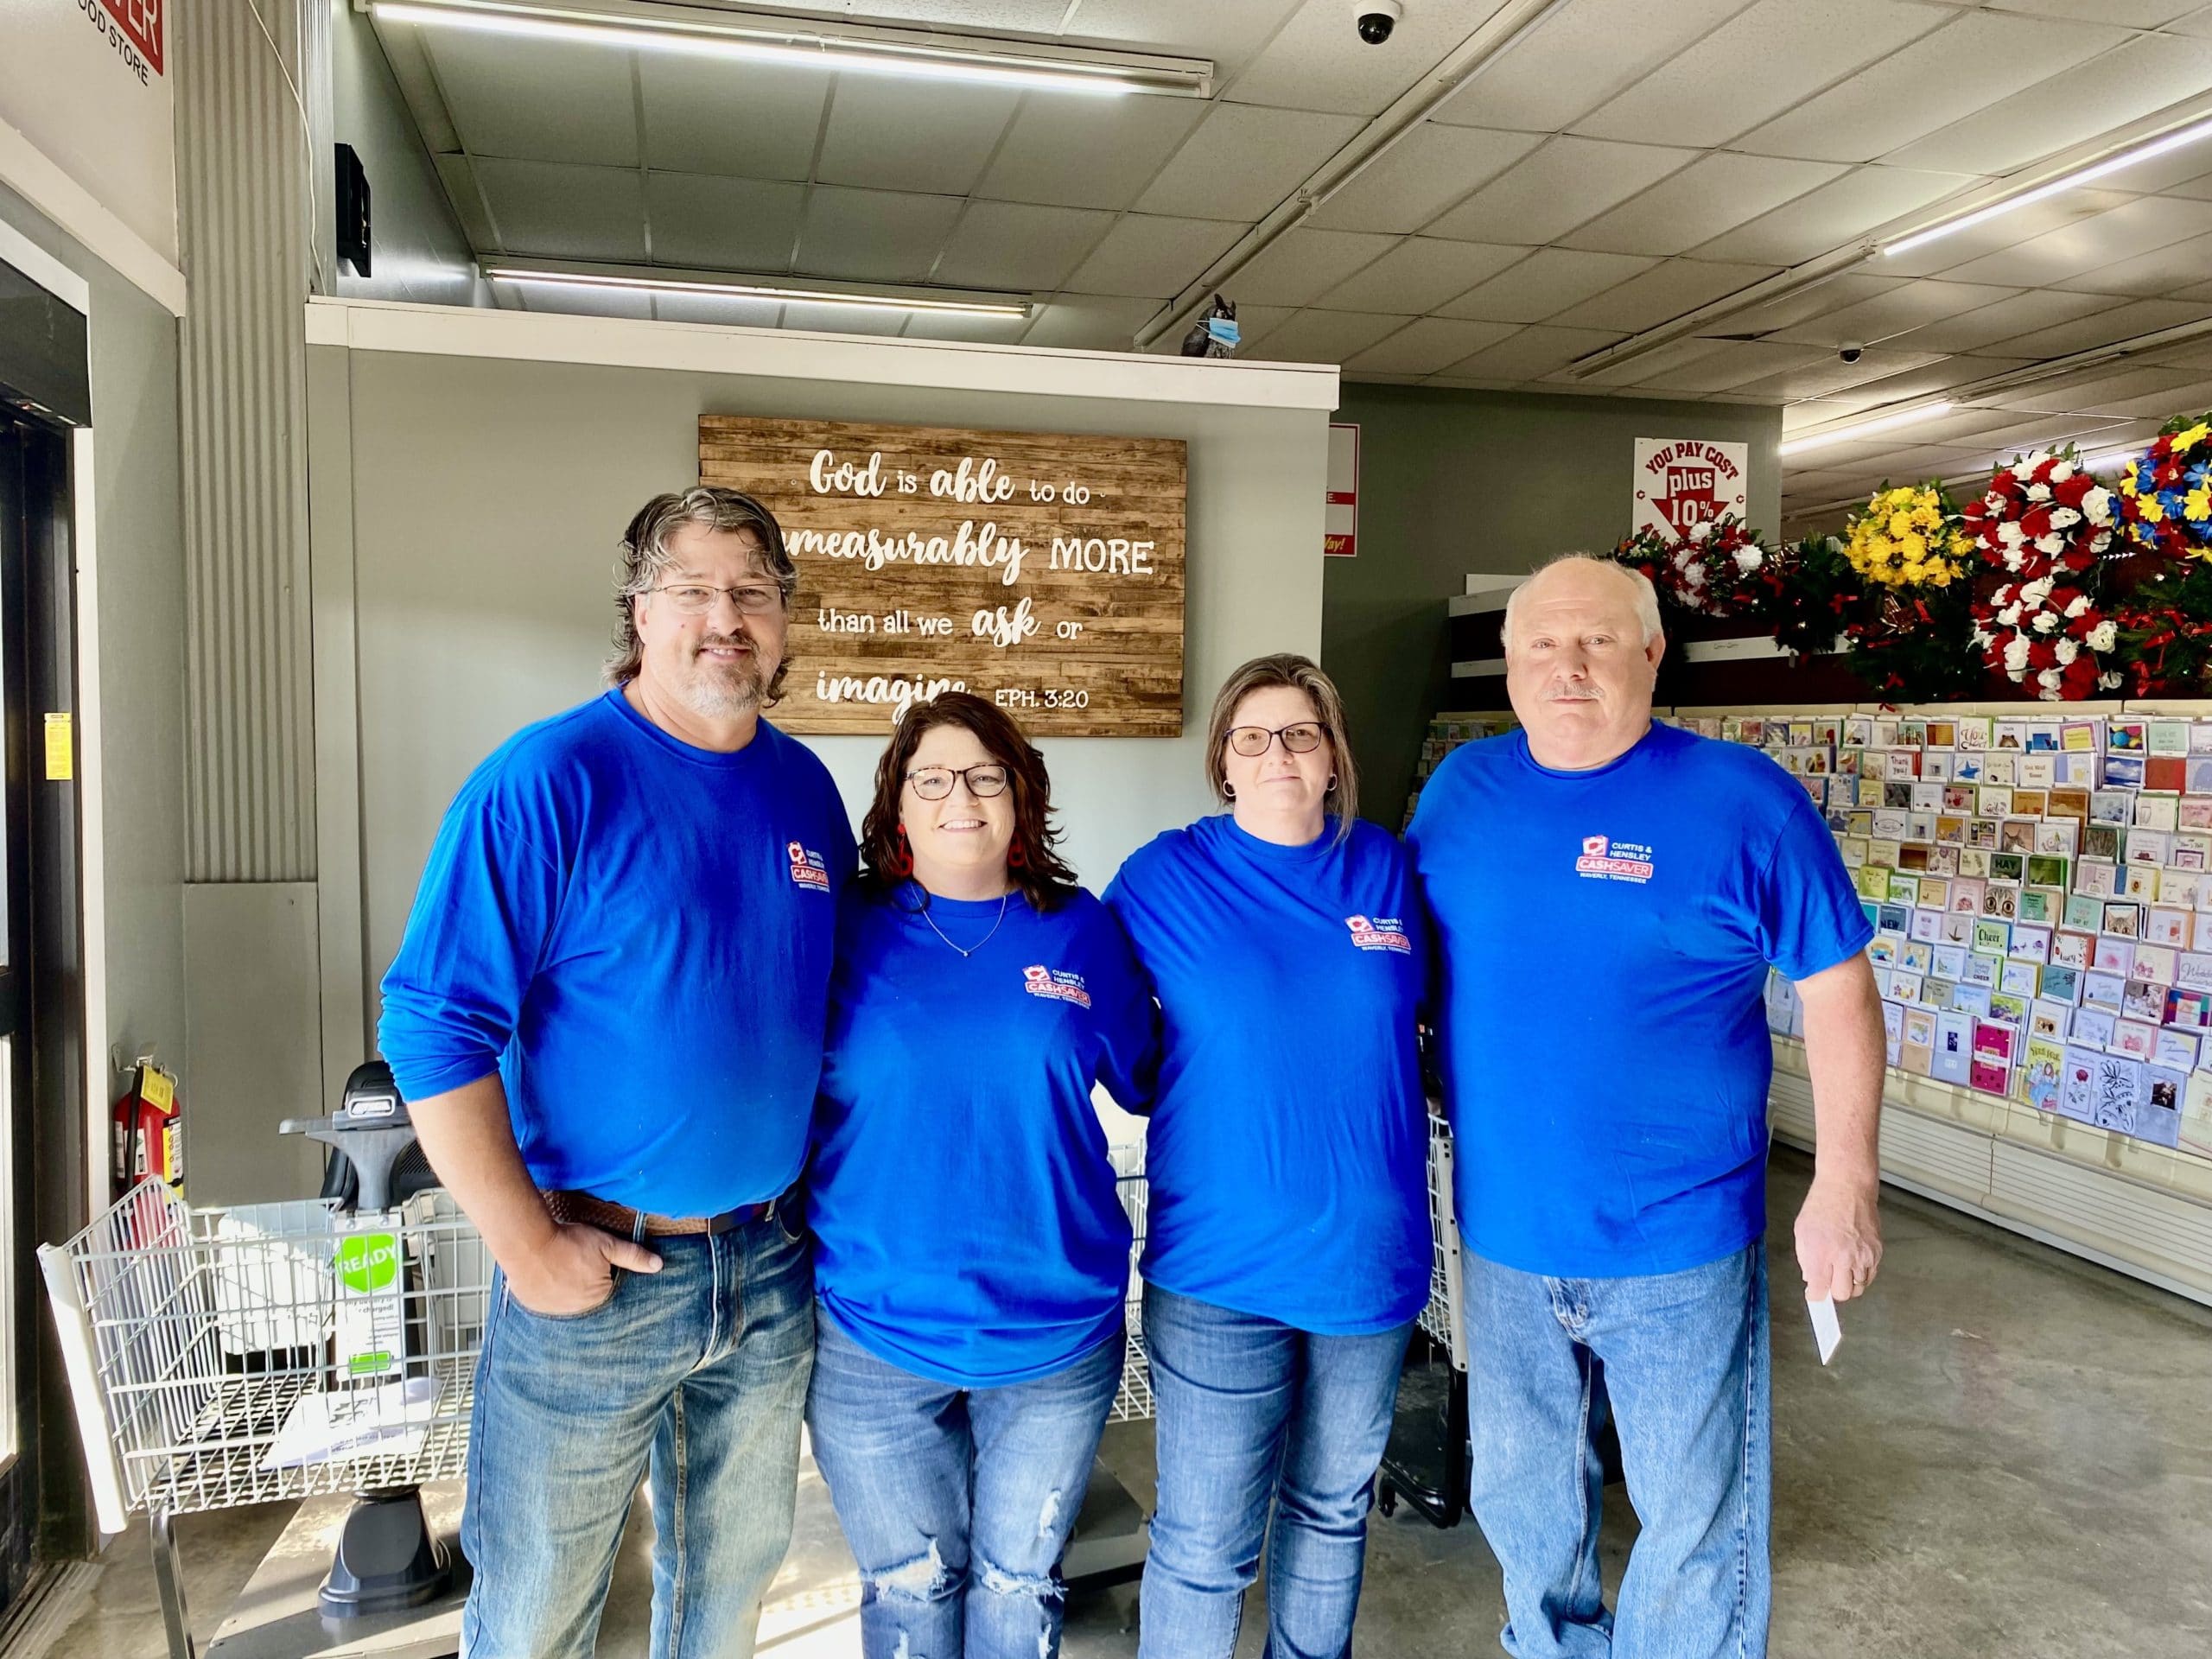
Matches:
[1138,1282,1413,1659]
[806,1308,1124,1659]
[1463,1243,1770,1659]
[460,1209,815,1659]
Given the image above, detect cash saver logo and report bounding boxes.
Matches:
[1022,964,1092,1008]
[1345,915,1412,954]
[1576,834,1655,884]
[786,840,831,892]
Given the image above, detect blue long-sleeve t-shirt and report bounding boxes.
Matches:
[1104,816,1432,1334]
[808,884,1158,1388]
[377,689,854,1217]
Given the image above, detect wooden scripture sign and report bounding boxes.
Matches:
[699,416,1186,735]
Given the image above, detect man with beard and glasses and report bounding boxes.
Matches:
[1408,553,1884,1659]
[379,487,854,1659]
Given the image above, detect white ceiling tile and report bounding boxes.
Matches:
[1936,196,2212,289]
[646,293,783,329]
[1873,188,2136,278]
[1568,0,1953,149]
[1314,238,1529,314]
[815,79,1021,196]
[1979,363,2212,414]
[818,2,1070,27]
[1722,346,1950,402]
[1692,166,1980,264]
[974,98,1209,211]
[472,160,647,261]
[1730,10,2127,164]
[1573,334,1738,387]
[1437,249,1657,323]
[2171,4,2212,35]
[2142,334,2212,367]
[434,153,501,250]
[1228,226,1400,307]
[1305,125,1544,235]
[1701,272,1910,335]
[2113,149,2212,198]
[1019,294,1167,351]
[1433,0,1757,134]
[638,58,830,182]
[1222,0,1522,118]
[792,188,963,283]
[780,301,908,337]
[1881,289,2130,353]
[1885,35,2212,175]
[1342,317,1523,375]
[1548,257,1781,332]
[1065,0,1308,82]
[644,174,806,271]
[1764,279,2024,346]
[1631,340,1840,393]
[1810,354,2037,405]
[1559,153,1850,257]
[1135,104,1366,220]
[1421,137,1700,246]
[1243,308,1414,365]
[1984,1,2199,23]
[931,201,1117,290]
[1975,296,2212,357]
[423,32,639,167]
[1440,324,1627,381]
[1061,214,1246,299]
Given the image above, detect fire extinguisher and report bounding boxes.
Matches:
[112,1057,184,1198]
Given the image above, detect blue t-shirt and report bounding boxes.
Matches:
[809,885,1157,1389]
[1407,721,1872,1278]
[1104,817,1431,1334]
[378,690,853,1217]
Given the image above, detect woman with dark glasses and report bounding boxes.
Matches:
[1104,653,1430,1659]
[804,692,1156,1659]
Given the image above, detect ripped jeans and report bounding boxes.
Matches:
[806,1306,1123,1659]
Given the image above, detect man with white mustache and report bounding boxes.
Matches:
[379,487,853,1659]
[1408,554,1885,1659]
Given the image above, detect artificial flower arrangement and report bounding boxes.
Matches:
[2118,412,2212,560]
[1961,448,2123,701]
[1840,481,1983,701]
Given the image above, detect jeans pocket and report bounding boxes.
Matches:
[505,1266,626,1325]
[774,1185,809,1247]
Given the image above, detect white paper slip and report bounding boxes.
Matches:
[1808,1295,1842,1365]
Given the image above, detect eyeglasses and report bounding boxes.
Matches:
[1226,722,1326,758]
[906,765,1010,801]
[646,582,785,616]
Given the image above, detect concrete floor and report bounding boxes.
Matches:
[47,1149,2212,1657]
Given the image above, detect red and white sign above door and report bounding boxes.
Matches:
[1325,423,1358,558]
[1632,438,1748,538]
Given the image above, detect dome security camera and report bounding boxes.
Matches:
[1839,341,1865,364]
[1356,0,1402,46]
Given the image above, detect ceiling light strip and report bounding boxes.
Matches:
[485,265,1031,318]
[372,0,1206,97]
[1777,401,1955,457]
[1883,111,2212,258]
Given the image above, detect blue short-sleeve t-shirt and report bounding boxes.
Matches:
[1407,721,1872,1278]
[1104,816,1431,1334]
[809,885,1157,1389]
[377,690,854,1217]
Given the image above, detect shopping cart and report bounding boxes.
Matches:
[1377,1106,1470,1527]
[43,1135,1156,1657]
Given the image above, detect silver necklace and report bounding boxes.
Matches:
[914,887,1012,958]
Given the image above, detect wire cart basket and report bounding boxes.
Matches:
[1377,1106,1471,1528]
[43,1156,1160,1658]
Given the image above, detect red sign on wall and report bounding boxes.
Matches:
[99,0,163,75]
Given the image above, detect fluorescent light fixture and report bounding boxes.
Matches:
[372,0,1211,97]
[483,262,1032,318]
[1884,112,2212,257]
[1778,402,1955,458]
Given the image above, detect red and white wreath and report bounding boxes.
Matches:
[1961,450,2123,701]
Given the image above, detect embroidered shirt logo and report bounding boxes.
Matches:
[1345,915,1413,954]
[785,840,831,892]
[1022,964,1092,1008]
[1574,835,1655,884]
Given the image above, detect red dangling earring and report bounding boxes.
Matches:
[1007,836,1027,868]
[889,826,913,879]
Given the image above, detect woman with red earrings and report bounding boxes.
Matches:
[804,691,1157,1659]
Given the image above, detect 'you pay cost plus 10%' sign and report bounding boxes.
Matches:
[699,416,1186,735]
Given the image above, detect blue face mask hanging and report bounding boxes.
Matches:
[1206,316,1240,349]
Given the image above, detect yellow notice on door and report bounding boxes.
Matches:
[43,712,73,780]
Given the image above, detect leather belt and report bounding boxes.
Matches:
[543,1188,775,1239]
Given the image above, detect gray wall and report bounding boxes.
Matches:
[328,0,484,308]
[1322,384,1784,826]
[0,181,188,1109]
[307,343,1326,1120]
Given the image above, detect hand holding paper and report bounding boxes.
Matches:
[1793,1176,1883,1303]
[1808,1296,1842,1365]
